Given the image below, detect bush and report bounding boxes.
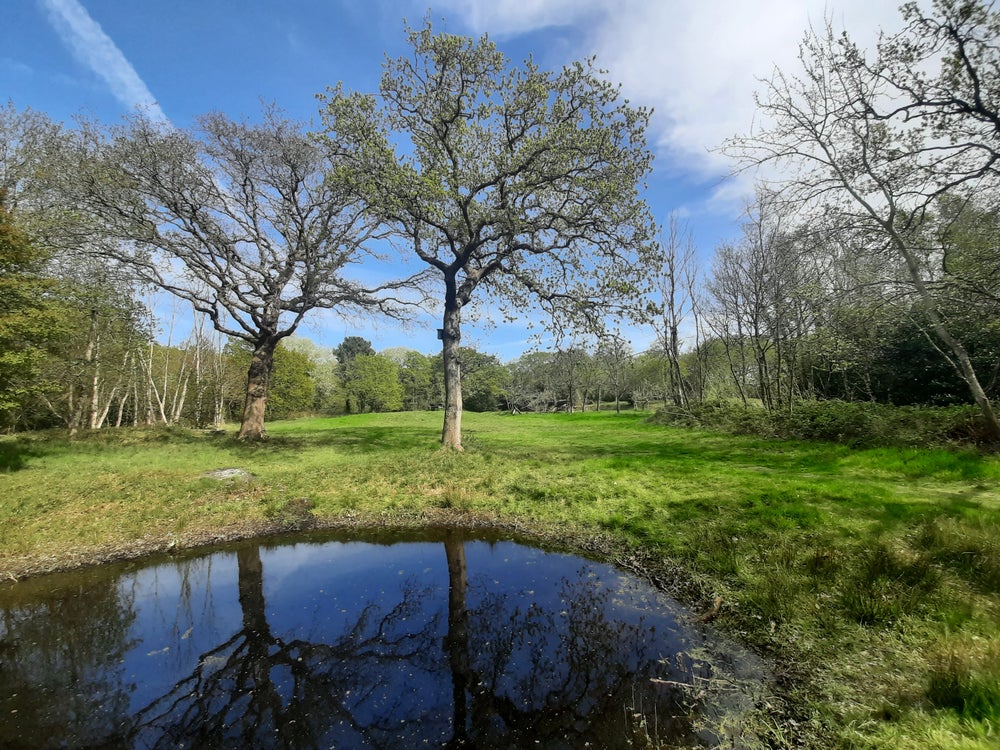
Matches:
[651,400,989,449]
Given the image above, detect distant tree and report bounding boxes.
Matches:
[399,351,438,411]
[344,354,403,413]
[595,336,634,414]
[283,336,341,414]
[267,346,316,418]
[0,104,150,433]
[550,346,590,412]
[83,107,407,440]
[37,264,154,435]
[448,348,509,412]
[318,21,655,449]
[648,214,698,407]
[334,335,376,413]
[506,351,557,412]
[333,336,376,378]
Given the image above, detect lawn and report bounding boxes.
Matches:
[2,410,998,749]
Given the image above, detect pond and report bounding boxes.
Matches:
[0,530,765,748]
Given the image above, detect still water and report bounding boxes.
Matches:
[0,530,763,748]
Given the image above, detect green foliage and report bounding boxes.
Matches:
[446,348,509,412]
[282,336,341,414]
[0,194,71,424]
[343,354,403,413]
[333,336,374,376]
[805,312,1000,407]
[227,341,318,420]
[398,350,438,411]
[653,400,991,448]
[266,346,316,419]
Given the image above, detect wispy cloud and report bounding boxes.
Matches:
[38,0,169,124]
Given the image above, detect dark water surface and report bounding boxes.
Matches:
[0,530,764,748]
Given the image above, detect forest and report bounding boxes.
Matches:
[3,2,999,449]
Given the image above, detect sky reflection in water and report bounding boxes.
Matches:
[0,531,763,748]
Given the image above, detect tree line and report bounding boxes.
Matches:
[2,1,998,443]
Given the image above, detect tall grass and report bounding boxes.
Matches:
[1,411,999,749]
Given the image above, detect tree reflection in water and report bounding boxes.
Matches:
[125,546,444,749]
[0,533,757,749]
[0,572,137,749]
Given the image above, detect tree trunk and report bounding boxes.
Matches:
[239,338,277,441]
[444,534,470,745]
[892,238,1000,441]
[440,295,464,450]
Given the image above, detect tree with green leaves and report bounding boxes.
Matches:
[343,354,403,413]
[398,350,438,411]
[318,22,655,449]
[333,336,376,379]
[0,191,70,427]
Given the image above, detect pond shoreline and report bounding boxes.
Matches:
[2,507,809,746]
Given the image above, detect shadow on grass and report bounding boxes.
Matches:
[234,426,438,455]
[0,439,36,472]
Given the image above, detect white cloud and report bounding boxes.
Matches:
[433,0,903,184]
[436,0,605,34]
[39,0,169,124]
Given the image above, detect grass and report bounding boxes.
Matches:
[1,410,999,749]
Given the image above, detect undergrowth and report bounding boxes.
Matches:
[652,400,994,449]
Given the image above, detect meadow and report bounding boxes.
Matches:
[1,410,998,749]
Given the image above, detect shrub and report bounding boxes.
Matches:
[651,400,989,449]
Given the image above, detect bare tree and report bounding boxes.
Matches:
[85,108,411,440]
[725,0,1000,438]
[649,214,698,407]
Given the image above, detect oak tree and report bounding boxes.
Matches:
[318,22,655,449]
[87,108,406,440]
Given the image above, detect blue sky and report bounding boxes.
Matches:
[2,0,900,359]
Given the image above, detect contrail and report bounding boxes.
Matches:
[39,0,170,124]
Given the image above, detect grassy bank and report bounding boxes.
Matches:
[2,411,998,749]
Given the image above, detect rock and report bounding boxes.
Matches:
[201,468,254,480]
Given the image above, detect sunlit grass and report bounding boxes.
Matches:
[1,410,999,749]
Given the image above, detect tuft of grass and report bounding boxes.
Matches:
[926,637,1000,722]
[917,517,1000,594]
[839,543,940,626]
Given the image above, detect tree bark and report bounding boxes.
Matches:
[239,338,277,441]
[440,293,464,450]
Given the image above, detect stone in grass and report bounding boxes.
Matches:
[202,468,254,481]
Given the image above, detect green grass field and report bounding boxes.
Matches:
[2,411,998,749]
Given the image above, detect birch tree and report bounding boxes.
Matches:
[726,0,1000,438]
